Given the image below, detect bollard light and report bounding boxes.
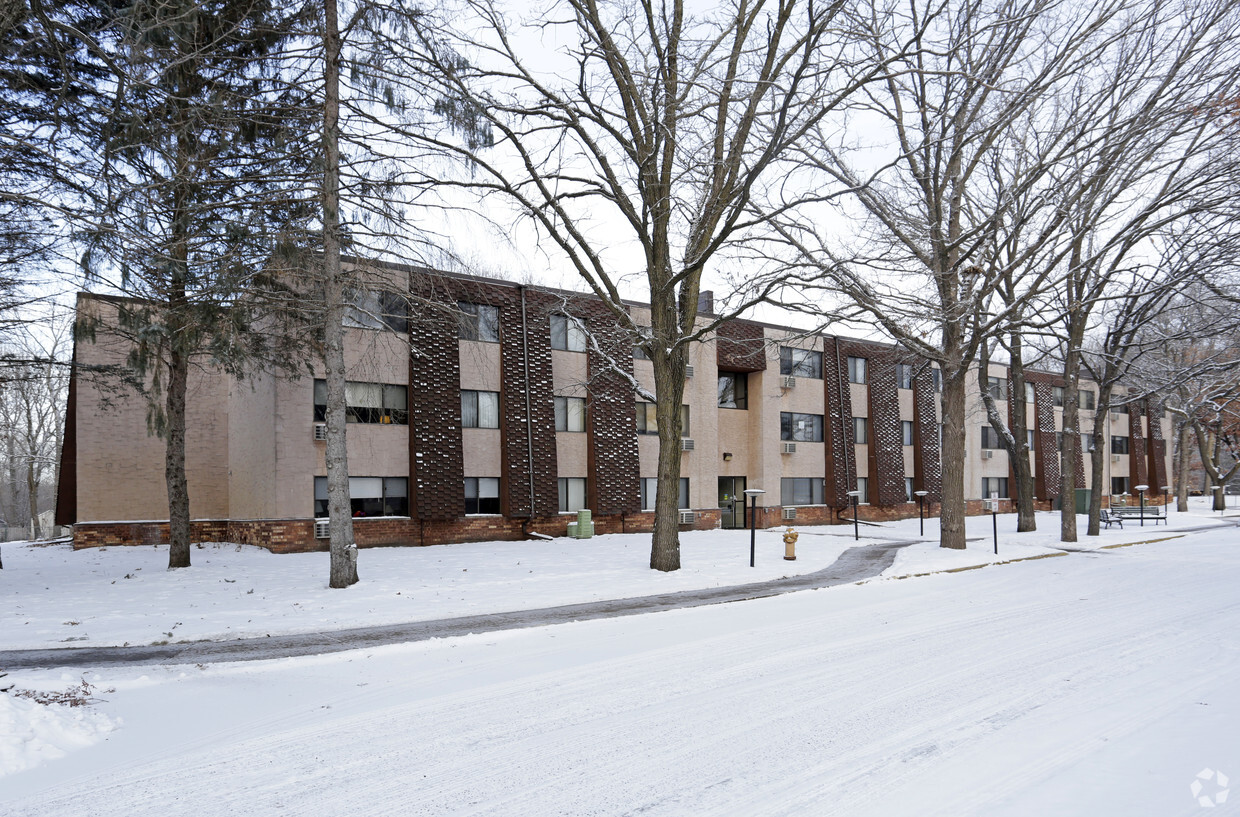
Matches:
[847,490,861,541]
[743,488,765,567]
[915,490,929,537]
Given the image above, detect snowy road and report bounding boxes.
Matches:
[5,533,1239,816]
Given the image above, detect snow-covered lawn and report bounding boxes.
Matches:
[1,499,1237,814]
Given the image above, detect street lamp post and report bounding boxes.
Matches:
[743,489,765,567]
[1134,484,1149,527]
[847,490,861,541]
[914,490,929,537]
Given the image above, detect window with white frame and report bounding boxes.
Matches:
[461,390,500,428]
[314,380,408,425]
[987,376,1007,401]
[314,476,407,517]
[1025,381,1035,403]
[558,477,587,512]
[464,477,500,515]
[1053,386,1065,407]
[854,477,869,504]
[780,347,823,379]
[1081,389,1096,410]
[1027,429,1035,450]
[853,416,869,445]
[781,477,825,506]
[905,477,915,502]
[550,314,587,352]
[781,412,824,442]
[981,477,1009,499]
[640,477,689,511]
[902,420,914,446]
[457,301,500,342]
[897,364,914,390]
[554,396,586,432]
[847,356,867,384]
[636,403,689,436]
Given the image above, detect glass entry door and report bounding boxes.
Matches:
[718,476,747,529]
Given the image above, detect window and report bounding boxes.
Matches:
[461,390,500,429]
[1111,435,1129,455]
[558,477,587,513]
[718,372,748,409]
[1082,432,1097,452]
[854,478,869,504]
[847,356,867,384]
[550,314,587,352]
[636,403,689,436]
[897,364,914,390]
[905,477,915,502]
[932,367,942,392]
[1112,401,1129,414]
[781,412,824,442]
[981,477,1009,499]
[464,477,501,515]
[314,380,408,424]
[554,396,586,432]
[1025,382,1035,403]
[1056,431,1064,451]
[853,416,869,445]
[1052,386,1065,407]
[981,426,1003,449]
[314,476,407,517]
[902,420,915,446]
[458,301,500,342]
[987,377,1007,401]
[640,477,689,511]
[1027,429,1036,451]
[1111,477,1129,496]
[781,477,825,507]
[344,289,408,333]
[780,347,823,379]
[1081,390,1096,411]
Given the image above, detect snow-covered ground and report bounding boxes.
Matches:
[2,500,1237,815]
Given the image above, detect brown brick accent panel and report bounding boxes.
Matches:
[619,509,722,533]
[580,300,640,517]
[1147,404,1168,489]
[1030,381,1062,500]
[408,280,466,521]
[912,364,942,503]
[1129,400,1150,488]
[822,337,855,509]
[715,319,768,372]
[500,290,559,518]
[73,519,311,551]
[863,352,907,507]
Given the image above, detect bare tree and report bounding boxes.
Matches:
[397,0,889,570]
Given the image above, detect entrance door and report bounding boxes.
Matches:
[718,476,747,529]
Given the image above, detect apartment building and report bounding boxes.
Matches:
[56,264,1172,552]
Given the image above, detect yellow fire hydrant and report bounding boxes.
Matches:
[783,526,798,561]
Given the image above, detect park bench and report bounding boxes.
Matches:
[1109,506,1166,525]
[1099,509,1123,529]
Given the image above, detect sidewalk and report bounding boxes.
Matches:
[0,540,915,671]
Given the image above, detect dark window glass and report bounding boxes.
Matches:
[1111,435,1129,455]
[458,301,500,342]
[314,379,407,425]
[781,412,824,442]
[780,347,823,379]
[780,477,825,506]
[464,477,501,514]
[718,372,748,409]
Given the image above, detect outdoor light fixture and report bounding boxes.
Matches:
[847,490,861,541]
[722,452,733,462]
[743,489,765,567]
[1134,484,1149,527]
[914,490,929,537]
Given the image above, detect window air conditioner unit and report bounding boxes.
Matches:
[678,510,696,524]
[313,423,328,441]
[314,519,330,539]
[681,438,695,451]
[981,449,994,459]
[782,442,797,454]
[783,507,797,521]
[684,365,694,378]
[781,375,797,389]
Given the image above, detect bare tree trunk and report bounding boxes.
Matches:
[1060,341,1084,542]
[1086,408,1107,537]
[165,346,191,567]
[940,371,968,549]
[650,346,687,571]
[323,0,357,589]
[1176,419,1191,512]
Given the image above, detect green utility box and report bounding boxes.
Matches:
[1075,489,1091,514]
[574,509,594,539]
